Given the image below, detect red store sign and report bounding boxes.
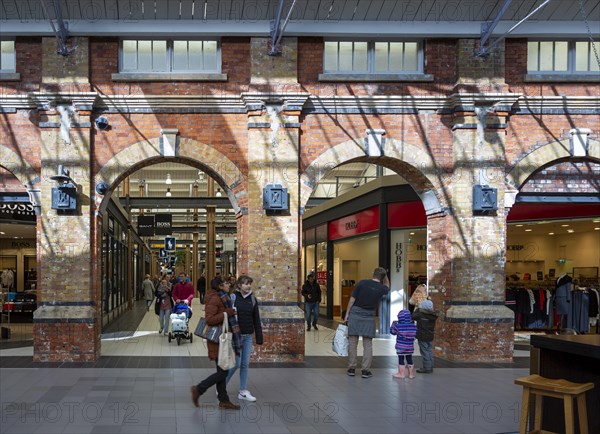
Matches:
[329,206,379,240]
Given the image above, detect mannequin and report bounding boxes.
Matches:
[555,273,572,330]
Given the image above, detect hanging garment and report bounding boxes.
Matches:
[555,275,572,315]
[568,290,589,333]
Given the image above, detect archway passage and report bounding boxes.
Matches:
[97,160,238,357]
[300,137,440,357]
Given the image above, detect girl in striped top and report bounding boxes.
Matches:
[390,309,417,379]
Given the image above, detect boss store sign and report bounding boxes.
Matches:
[137,214,172,236]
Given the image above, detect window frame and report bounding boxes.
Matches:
[0,38,17,73]
[527,39,599,75]
[322,39,424,75]
[118,38,222,74]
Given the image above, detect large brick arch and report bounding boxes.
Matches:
[507,138,600,190]
[300,138,446,213]
[95,137,245,212]
[0,144,39,187]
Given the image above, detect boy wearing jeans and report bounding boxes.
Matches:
[412,299,438,373]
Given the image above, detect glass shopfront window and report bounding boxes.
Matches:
[101,214,131,326]
[24,256,36,291]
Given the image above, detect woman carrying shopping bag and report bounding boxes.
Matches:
[191,276,241,410]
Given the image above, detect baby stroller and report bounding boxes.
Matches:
[168,301,193,345]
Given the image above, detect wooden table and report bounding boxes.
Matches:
[530,334,600,434]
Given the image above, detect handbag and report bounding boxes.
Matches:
[332,323,349,356]
[218,312,236,370]
[194,317,222,343]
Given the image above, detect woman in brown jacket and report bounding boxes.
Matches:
[191,276,240,410]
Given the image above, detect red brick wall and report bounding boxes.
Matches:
[425,39,457,84]
[91,113,249,173]
[33,322,100,362]
[437,321,513,362]
[521,161,600,193]
[0,111,42,171]
[253,319,305,362]
[506,115,600,166]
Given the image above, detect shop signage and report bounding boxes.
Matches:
[395,242,403,272]
[316,271,327,285]
[0,203,35,222]
[507,245,525,251]
[0,239,36,250]
[159,248,167,258]
[164,237,176,251]
[387,201,427,228]
[155,214,172,235]
[329,206,379,240]
[138,216,154,236]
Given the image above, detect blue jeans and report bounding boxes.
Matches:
[226,334,254,390]
[159,309,171,334]
[305,302,319,327]
[418,340,433,371]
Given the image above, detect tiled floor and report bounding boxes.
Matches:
[0,299,528,433]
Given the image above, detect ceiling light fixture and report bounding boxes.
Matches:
[548,232,554,235]
[525,229,532,232]
[165,173,172,185]
[567,229,575,233]
[166,188,172,197]
[516,224,523,227]
[561,224,569,227]
[216,188,222,197]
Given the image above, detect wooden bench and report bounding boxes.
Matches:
[515,374,594,434]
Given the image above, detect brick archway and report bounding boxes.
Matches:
[95,137,245,212]
[300,138,445,213]
[0,144,39,187]
[506,138,600,190]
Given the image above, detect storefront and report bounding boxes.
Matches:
[303,184,600,335]
[100,198,150,328]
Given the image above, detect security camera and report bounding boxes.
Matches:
[95,181,109,195]
[95,116,109,130]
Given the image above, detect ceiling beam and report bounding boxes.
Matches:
[1,20,594,37]
[121,197,232,209]
[476,0,554,57]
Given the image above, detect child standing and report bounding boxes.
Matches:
[412,299,438,373]
[390,309,417,379]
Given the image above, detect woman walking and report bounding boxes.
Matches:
[191,276,241,410]
[226,275,263,402]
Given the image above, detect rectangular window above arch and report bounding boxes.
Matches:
[0,39,20,81]
[525,40,600,82]
[319,39,432,82]
[112,38,227,82]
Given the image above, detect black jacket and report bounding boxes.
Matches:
[412,308,438,342]
[232,290,263,345]
[301,280,321,304]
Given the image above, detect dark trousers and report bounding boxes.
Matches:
[199,289,205,304]
[197,361,230,402]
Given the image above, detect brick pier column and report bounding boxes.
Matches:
[431,39,517,362]
[33,37,100,362]
[242,38,307,362]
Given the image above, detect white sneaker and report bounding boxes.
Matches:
[238,390,257,402]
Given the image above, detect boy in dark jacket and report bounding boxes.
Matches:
[301,275,322,331]
[412,299,438,373]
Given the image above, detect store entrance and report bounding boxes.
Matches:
[0,167,37,345]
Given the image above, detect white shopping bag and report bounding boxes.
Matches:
[332,324,349,357]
